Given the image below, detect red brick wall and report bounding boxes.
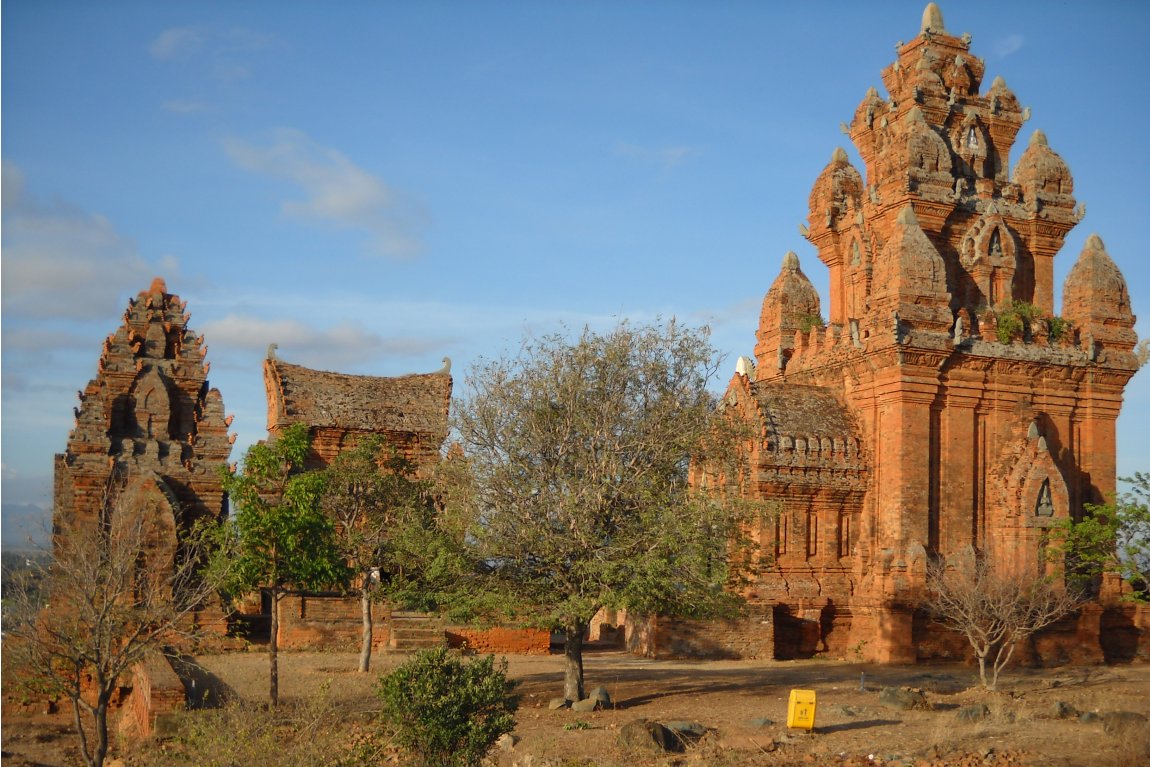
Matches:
[445,627,550,655]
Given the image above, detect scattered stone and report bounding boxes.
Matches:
[617,718,680,753]
[834,704,859,717]
[1079,711,1102,724]
[587,685,612,707]
[663,720,707,745]
[571,697,601,713]
[548,697,570,710]
[747,716,775,729]
[1051,701,1079,719]
[496,733,519,751]
[1103,711,1148,736]
[956,703,990,723]
[878,686,929,711]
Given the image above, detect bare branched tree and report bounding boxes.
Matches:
[925,552,1082,690]
[3,480,223,767]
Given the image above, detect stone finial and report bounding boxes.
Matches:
[991,75,1006,90]
[267,343,278,360]
[1030,129,1048,147]
[921,3,946,34]
[435,356,452,375]
[782,250,801,271]
[148,277,168,295]
[832,146,849,164]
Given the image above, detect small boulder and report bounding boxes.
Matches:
[1079,711,1102,724]
[747,716,774,729]
[1103,711,1148,736]
[663,720,707,745]
[878,686,929,711]
[571,697,601,713]
[548,697,570,710]
[955,703,989,723]
[496,733,519,752]
[618,718,681,753]
[1052,701,1079,719]
[587,685,612,707]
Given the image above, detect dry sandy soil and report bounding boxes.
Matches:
[3,649,1149,766]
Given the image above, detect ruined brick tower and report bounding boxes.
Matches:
[729,4,1139,662]
[54,278,233,568]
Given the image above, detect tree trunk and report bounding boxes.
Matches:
[358,580,373,673]
[93,700,109,767]
[71,697,93,767]
[563,621,587,702]
[270,588,280,707]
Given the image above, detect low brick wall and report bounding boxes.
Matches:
[626,607,773,659]
[446,627,550,655]
[119,656,185,740]
[277,594,390,651]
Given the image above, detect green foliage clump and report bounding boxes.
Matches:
[1049,472,1150,600]
[797,313,826,334]
[1047,315,1071,341]
[377,647,519,767]
[994,300,1040,344]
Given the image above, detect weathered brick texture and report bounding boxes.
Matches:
[710,4,1140,664]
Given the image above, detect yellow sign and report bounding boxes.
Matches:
[786,688,817,730]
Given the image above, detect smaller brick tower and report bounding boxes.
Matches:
[54,278,233,570]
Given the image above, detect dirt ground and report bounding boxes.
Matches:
[3,648,1149,766]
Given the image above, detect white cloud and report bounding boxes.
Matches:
[200,313,448,371]
[223,129,426,257]
[614,142,696,172]
[0,160,178,321]
[994,34,1025,58]
[149,26,205,60]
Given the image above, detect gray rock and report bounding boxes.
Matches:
[547,697,570,710]
[617,718,681,753]
[747,716,774,729]
[878,686,929,711]
[1103,711,1148,736]
[1079,711,1102,724]
[955,703,989,723]
[496,733,519,751]
[663,720,706,745]
[1052,701,1079,719]
[587,685,612,707]
[571,697,601,713]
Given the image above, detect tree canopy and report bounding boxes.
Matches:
[444,320,755,700]
[216,422,348,705]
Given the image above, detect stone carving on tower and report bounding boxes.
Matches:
[723,3,1139,663]
[54,278,233,575]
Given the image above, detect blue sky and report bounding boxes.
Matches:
[3,1,1148,546]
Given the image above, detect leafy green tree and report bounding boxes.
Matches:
[318,436,437,672]
[445,320,754,701]
[377,647,518,767]
[216,423,349,706]
[1050,472,1150,600]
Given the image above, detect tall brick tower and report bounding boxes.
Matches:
[728,4,1139,662]
[54,278,233,572]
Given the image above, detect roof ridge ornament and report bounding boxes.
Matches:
[921,3,946,35]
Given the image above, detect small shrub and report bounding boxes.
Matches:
[798,313,826,334]
[1047,315,1071,341]
[377,647,519,767]
[564,720,592,731]
[995,300,1041,344]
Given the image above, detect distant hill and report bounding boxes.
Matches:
[2,503,50,552]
